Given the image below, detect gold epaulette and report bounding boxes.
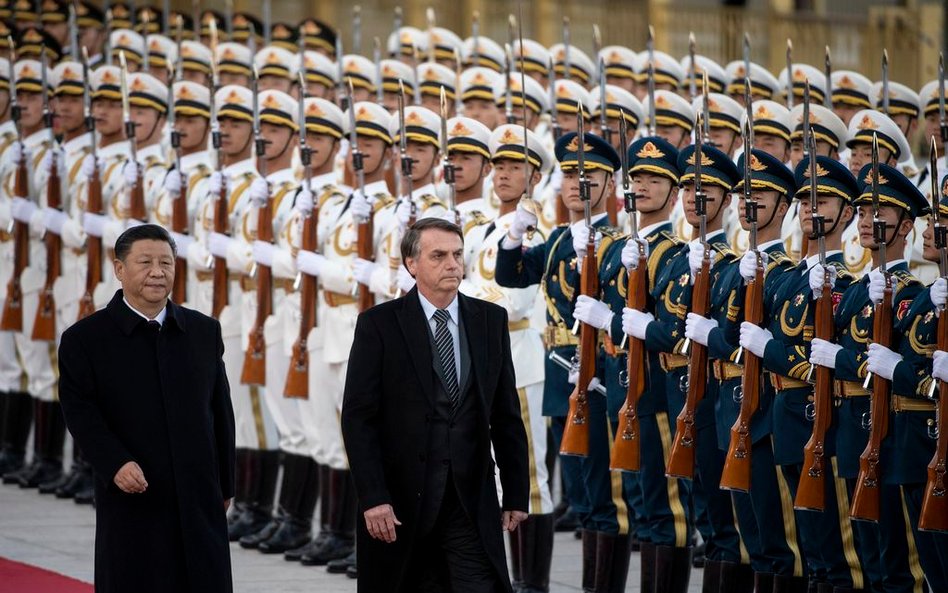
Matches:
[463,211,492,236]
[316,185,343,209]
[659,230,683,245]
[372,193,396,211]
[891,269,920,294]
[419,193,446,211]
[712,242,736,263]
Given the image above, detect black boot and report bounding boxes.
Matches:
[581,530,596,592]
[640,542,657,593]
[692,541,707,568]
[655,545,693,593]
[774,575,809,593]
[755,572,775,593]
[0,392,32,476]
[227,449,251,530]
[4,397,41,485]
[258,454,318,554]
[300,468,355,566]
[18,401,65,488]
[555,509,581,532]
[327,549,356,574]
[703,560,723,593]
[239,449,282,548]
[594,532,632,593]
[53,447,94,499]
[519,514,554,593]
[718,561,755,593]
[286,463,331,561]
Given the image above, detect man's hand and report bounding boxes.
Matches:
[224,498,232,512]
[114,461,148,493]
[364,503,401,543]
[502,510,528,532]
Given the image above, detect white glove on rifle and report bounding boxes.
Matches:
[248,178,269,207]
[122,160,140,186]
[866,343,901,381]
[208,171,224,196]
[572,225,601,273]
[252,240,275,267]
[739,250,762,282]
[932,350,948,383]
[10,197,36,224]
[809,338,842,369]
[170,231,193,257]
[83,212,107,238]
[573,295,614,331]
[353,258,377,286]
[808,263,837,298]
[207,232,232,259]
[349,189,372,221]
[621,237,649,270]
[567,367,602,395]
[930,277,948,313]
[41,147,64,176]
[867,269,895,305]
[296,250,326,277]
[163,170,183,196]
[506,200,539,245]
[294,186,314,216]
[685,313,717,347]
[10,142,31,167]
[622,307,654,340]
[739,321,773,358]
[79,154,103,180]
[43,207,68,235]
[687,240,705,284]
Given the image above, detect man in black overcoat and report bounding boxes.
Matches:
[342,217,530,592]
[58,224,236,593]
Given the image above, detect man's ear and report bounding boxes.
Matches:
[113,259,125,283]
[404,258,416,278]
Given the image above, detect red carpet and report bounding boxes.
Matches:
[0,557,93,593]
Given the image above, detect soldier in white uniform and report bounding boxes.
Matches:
[254,46,298,95]
[644,90,695,241]
[215,42,252,89]
[443,116,493,233]
[464,123,555,592]
[118,73,169,229]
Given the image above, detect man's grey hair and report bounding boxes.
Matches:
[400,217,464,262]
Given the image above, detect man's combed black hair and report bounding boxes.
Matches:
[114,224,177,262]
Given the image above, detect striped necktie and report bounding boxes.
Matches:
[433,309,460,410]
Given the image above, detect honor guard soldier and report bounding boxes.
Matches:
[461,123,553,593]
[462,35,505,75]
[38,0,68,52]
[417,62,458,118]
[725,61,781,105]
[426,26,463,69]
[639,49,684,94]
[739,155,859,592]
[119,72,169,226]
[687,149,804,591]
[254,46,298,95]
[179,40,213,87]
[300,50,338,102]
[269,23,300,54]
[692,94,743,159]
[298,18,337,57]
[198,10,225,47]
[681,55,728,97]
[194,84,279,544]
[379,60,417,113]
[550,43,595,89]
[74,1,106,67]
[494,128,619,591]
[778,64,828,108]
[387,26,426,66]
[133,5,162,36]
[536,80,590,233]
[590,83,644,230]
[644,90,694,151]
[492,69,549,131]
[441,116,493,230]
[215,43,253,88]
[15,28,62,63]
[342,55,378,104]
[893,175,948,591]
[809,162,928,593]
[144,34,176,85]
[109,30,145,73]
[2,58,64,491]
[599,46,640,95]
[874,80,921,142]
[830,71,873,127]
[458,67,501,130]
[231,13,264,47]
[512,39,551,88]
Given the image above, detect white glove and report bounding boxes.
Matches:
[43,207,68,235]
[10,197,36,224]
[207,232,232,259]
[397,265,416,293]
[248,178,269,207]
[395,198,413,230]
[10,142,30,166]
[571,225,602,257]
[566,368,602,395]
[621,237,649,270]
[507,200,539,244]
[809,337,842,369]
[739,321,773,358]
[931,278,948,312]
[866,343,902,381]
[122,160,140,186]
[685,313,717,347]
[867,269,896,305]
[294,186,314,215]
[208,171,224,196]
[80,154,103,180]
[622,307,654,340]
[933,350,948,383]
[83,212,106,237]
[349,189,372,221]
[739,250,762,282]
[187,240,211,270]
[353,258,377,286]
[163,170,183,196]
[41,147,63,176]
[252,240,274,267]
[808,263,837,298]
[687,240,704,284]
[170,231,193,256]
[573,295,614,331]
[296,250,326,277]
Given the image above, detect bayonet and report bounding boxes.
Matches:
[454,48,463,114]
[374,37,383,103]
[939,53,947,170]
[393,6,403,41]
[647,25,656,135]
[162,0,170,37]
[742,33,750,101]
[599,56,610,145]
[803,79,812,157]
[578,104,591,229]
[549,55,560,138]
[412,45,422,105]
[224,0,233,39]
[426,7,436,63]
[336,35,345,110]
[105,8,113,66]
[439,87,457,225]
[141,10,150,71]
[119,52,137,167]
[562,16,571,83]
[397,79,415,218]
[503,43,514,124]
[701,71,710,144]
[472,11,480,64]
[689,32,697,100]
[881,49,890,116]
[932,138,947,282]
[619,110,635,239]
[785,39,794,110]
[353,5,362,55]
[175,14,184,81]
[81,47,96,163]
[346,79,366,206]
[517,0,538,233]
[824,45,832,109]
[262,0,271,46]
[593,24,602,81]
[68,2,78,60]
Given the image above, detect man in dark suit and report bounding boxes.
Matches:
[342,217,530,593]
[57,224,236,593]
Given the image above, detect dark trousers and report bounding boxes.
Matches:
[902,483,948,593]
[404,484,500,593]
[694,419,743,563]
[550,415,590,522]
[636,412,693,547]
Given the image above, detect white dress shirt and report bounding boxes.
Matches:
[123,297,168,327]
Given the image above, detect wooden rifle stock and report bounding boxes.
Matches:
[610,244,647,471]
[357,214,375,311]
[171,170,188,305]
[211,185,229,318]
[561,232,598,456]
[606,192,618,227]
[1,155,30,331]
[284,202,320,399]
[32,152,62,341]
[667,251,711,479]
[555,193,569,226]
[795,273,835,510]
[77,160,103,321]
[128,165,146,221]
[240,193,273,386]
[721,253,764,492]
[920,308,948,532]
[850,283,893,522]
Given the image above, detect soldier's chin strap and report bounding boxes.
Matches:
[757,193,787,233]
[879,209,908,249]
[639,185,677,215]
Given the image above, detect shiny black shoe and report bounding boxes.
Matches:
[285,531,330,562]
[18,459,62,489]
[346,564,357,579]
[56,468,93,499]
[300,535,353,566]
[327,550,356,574]
[228,508,272,542]
[554,510,580,533]
[239,518,282,549]
[39,472,71,495]
[257,518,312,554]
[692,542,706,568]
[0,450,25,476]
[74,486,95,505]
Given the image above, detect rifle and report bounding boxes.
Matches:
[785,39,794,110]
[646,25,656,135]
[352,5,362,55]
[881,50,890,117]
[515,0,539,234]
[120,52,146,221]
[800,79,813,258]
[223,0,233,40]
[598,55,616,227]
[68,2,78,60]
[824,46,833,109]
[439,87,458,226]
[795,128,835,510]
[168,52,188,305]
[240,66,272,387]
[373,37,383,104]
[562,17,571,83]
[561,107,597,457]
[939,53,947,171]
[920,137,948,532]
[262,0,271,46]
[548,50,567,225]
[77,47,102,322]
[209,24,229,319]
[550,351,606,393]
[503,36,515,125]
[426,7,436,64]
[396,80,416,227]
[141,10,151,72]
[667,75,711,479]
[688,32,697,100]
[32,47,61,342]
[721,91,762,492]
[471,11,480,65]
[284,71,317,399]
[0,38,28,332]
[611,110,645,472]
[350,80,374,311]
[850,133,892,522]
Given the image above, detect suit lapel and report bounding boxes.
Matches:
[459,294,485,401]
[396,288,436,403]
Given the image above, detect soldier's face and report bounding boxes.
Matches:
[605,76,635,94]
[922,215,948,262]
[856,204,912,249]
[259,75,292,94]
[708,128,738,157]
[737,190,788,232]
[799,195,851,237]
[404,228,464,296]
[492,159,537,202]
[462,99,498,130]
[53,94,84,135]
[218,117,253,156]
[790,139,835,169]
[421,94,455,118]
[219,72,250,88]
[129,106,164,145]
[556,112,582,135]
[382,91,399,112]
[631,173,675,214]
[655,124,689,149]
[681,183,728,226]
[260,122,296,160]
[182,69,210,87]
[113,239,175,307]
[349,136,388,175]
[561,169,614,214]
[526,71,548,89]
[16,91,43,130]
[832,103,862,127]
[148,65,170,85]
[848,143,895,178]
[45,23,68,46]
[448,152,490,193]
[754,134,790,164]
[404,141,437,182]
[352,86,371,103]
[304,132,339,171]
[92,98,123,136]
[305,82,333,101]
[925,113,943,150]
[176,115,210,151]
